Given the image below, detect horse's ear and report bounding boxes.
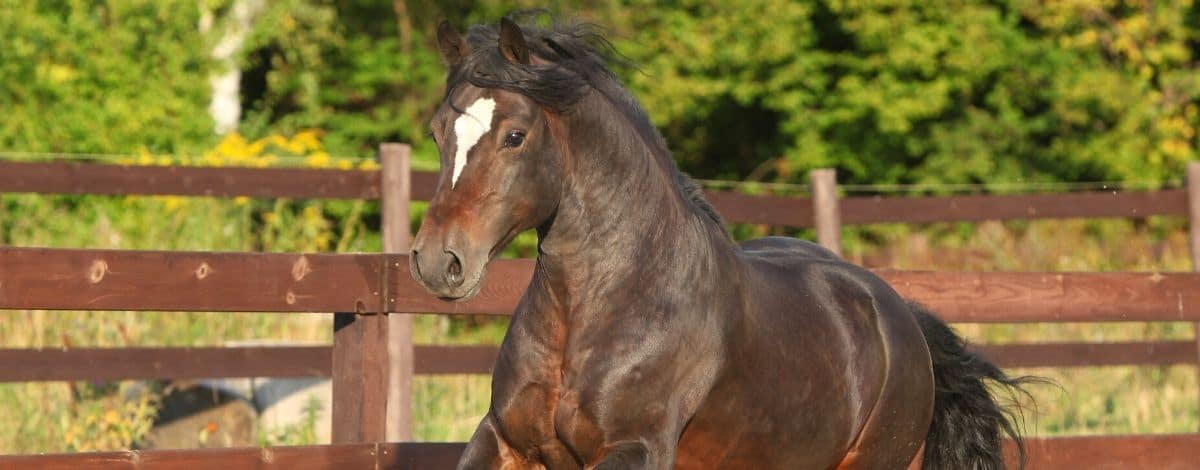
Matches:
[437,20,469,66]
[498,18,530,65]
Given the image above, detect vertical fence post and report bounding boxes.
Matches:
[382,143,415,442]
[331,311,389,443]
[811,168,842,257]
[1187,161,1200,425]
[330,148,407,444]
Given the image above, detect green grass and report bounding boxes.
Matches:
[0,188,1197,452]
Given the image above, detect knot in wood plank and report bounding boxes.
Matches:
[195,262,211,280]
[88,260,108,284]
[292,256,312,281]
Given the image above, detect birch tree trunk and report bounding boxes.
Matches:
[201,0,265,135]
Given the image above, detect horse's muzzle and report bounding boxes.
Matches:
[410,243,466,293]
[409,227,492,301]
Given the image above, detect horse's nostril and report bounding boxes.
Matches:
[410,249,423,279]
[445,251,464,287]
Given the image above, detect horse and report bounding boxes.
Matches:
[409,16,1032,470]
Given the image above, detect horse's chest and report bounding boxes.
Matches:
[489,352,614,465]
[492,378,607,467]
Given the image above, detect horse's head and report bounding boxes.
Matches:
[410,19,566,300]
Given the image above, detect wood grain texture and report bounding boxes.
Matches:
[707,191,814,226]
[377,442,465,470]
[841,189,1189,224]
[810,169,841,255]
[267,443,378,469]
[0,161,380,199]
[382,143,416,442]
[879,270,1200,323]
[135,447,263,470]
[331,314,389,444]
[1007,434,1200,469]
[0,451,138,470]
[0,346,329,382]
[0,443,465,470]
[0,248,384,313]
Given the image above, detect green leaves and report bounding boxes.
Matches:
[1,1,1196,187]
[608,0,1200,188]
[0,0,211,155]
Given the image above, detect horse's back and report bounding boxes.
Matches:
[739,236,840,261]
[679,237,932,469]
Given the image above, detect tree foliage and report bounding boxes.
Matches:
[611,0,1200,186]
[2,0,1197,187]
[0,0,211,154]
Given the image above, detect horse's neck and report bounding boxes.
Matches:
[531,97,733,321]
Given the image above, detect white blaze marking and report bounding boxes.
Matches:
[451,97,496,189]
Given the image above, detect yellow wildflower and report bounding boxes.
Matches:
[216,133,249,157]
[305,152,332,168]
[291,130,323,151]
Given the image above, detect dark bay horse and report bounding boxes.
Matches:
[410,17,1031,470]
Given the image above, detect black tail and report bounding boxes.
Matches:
[911,302,1040,470]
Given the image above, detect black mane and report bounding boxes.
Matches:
[449,16,725,229]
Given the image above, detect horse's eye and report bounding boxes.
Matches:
[503,130,526,148]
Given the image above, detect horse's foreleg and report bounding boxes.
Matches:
[457,414,524,470]
[591,438,675,470]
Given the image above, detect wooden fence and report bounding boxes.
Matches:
[0,148,1198,468]
[10,436,1200,469]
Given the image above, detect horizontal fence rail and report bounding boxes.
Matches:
[0,248,524,315]
[839,189,1189,224]
[0,345,498,382]
[878,270,1200,323]
[0,248,386,313]
[0,346,331,382]
[0,161,381,200]
[4,435,1199,470]
[1012,434,1200,469]
[0,161,1188,226]
[0,442,463,470]
[3,248,1200,322]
